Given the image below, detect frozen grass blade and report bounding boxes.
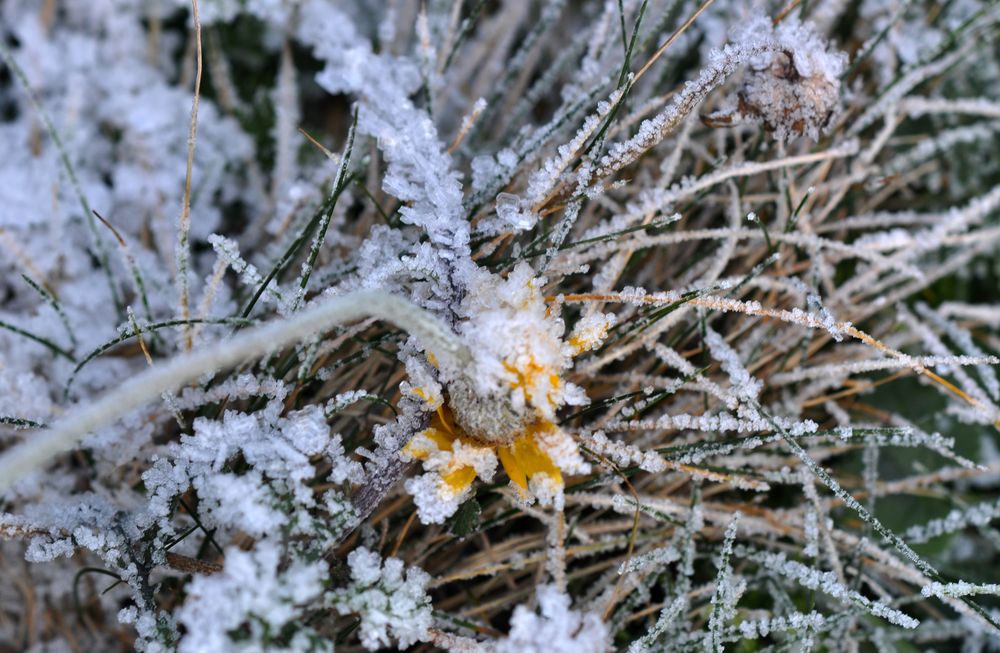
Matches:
[1,290,470,493]
[175,0,204,352]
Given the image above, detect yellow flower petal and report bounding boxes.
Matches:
[498,445,528,490]
[412,403,570,501]
[423,427,457,452]
[511,432,562,485]
[402,440,430,460]
[404,427,458,460]
[441,466,477,493]
[433,405,461,437]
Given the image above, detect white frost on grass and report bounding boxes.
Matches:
[177,541,329,653]
[328,547,433,651]
[143,405,348,538]
[496,585,611,653]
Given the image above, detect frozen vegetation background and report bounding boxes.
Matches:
[0,0,999,651]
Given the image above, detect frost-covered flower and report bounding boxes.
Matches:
[403,264,604,522]
[457,263,588,423]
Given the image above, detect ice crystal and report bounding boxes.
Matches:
[329,547,433,651]
[177,541,329,653]
[496,585,611,653]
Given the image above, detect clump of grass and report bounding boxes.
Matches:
[0,1,999,652]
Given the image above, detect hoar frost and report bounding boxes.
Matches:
[0,0,997,651]
[177,541,329,653]
[496,585,611,653]
[329,547,433,650]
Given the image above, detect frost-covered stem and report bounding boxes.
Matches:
[191,258,228,345]
[626,141,859,223]
[527,83,627,211]
[922,582,1000,598]
[271,38,299,203]
[801,470,845,585]
[594,39,779,179]
[900,96,1000,119]
[429,629,496,653]
[561,291,998,418]
[627,595,687,653]
[752,402,1000,632]
[19,274,78,353]
[93,210,156,324]
[448,97,486,153]
[346,451,414,545]
[770,354,1000,384]
[0,291,471,493]
[293,107,358,312]
[849,45,972,135]
[176,0,203,352]
[705,512,741,653]
[903,496,1000,544]
[632,0,715,83]
[547,510,569,592]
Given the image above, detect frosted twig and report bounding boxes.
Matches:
[903,497,1000,544]
[627,595,686,653]
[0,291,471,493]
[739,546,918,628]
[705,512,743,653]
[595,38,780,180]
[850,44,974,135]
[900,97,1000,119]
[625,141,859,223]
[771,355,1000,385]
[922,582,1000,599]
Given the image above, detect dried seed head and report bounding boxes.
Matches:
[445,376,531,445]
[736,48,842,140]
[702,15,847,141]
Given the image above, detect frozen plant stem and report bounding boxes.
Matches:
[0,291,472,493]
[176,0,203,351]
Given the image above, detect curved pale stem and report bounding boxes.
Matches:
[0,291,470,493]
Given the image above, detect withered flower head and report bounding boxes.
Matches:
[703,15,847,141]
